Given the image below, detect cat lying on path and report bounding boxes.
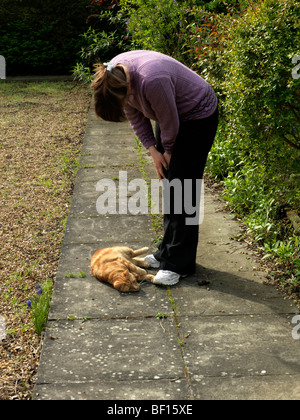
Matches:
[91,246,154,292]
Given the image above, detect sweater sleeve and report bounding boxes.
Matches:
[144,76,179,154]
[124,106,157,150]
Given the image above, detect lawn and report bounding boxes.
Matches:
[0,80,91,399]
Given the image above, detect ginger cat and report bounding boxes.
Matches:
[90,246,154,292]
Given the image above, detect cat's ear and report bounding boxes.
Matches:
[123,269,130,278]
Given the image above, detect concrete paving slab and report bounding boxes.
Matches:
[34,379,191,401]
[69,172,150,218]
[69,183,140,218]
[178,315,300,399]
[190,375,300,400]
[84,121,134,135]
[171,273,298,317]
[63,215,153,245]
[79,130,140,168]
[75,166,144,183]
[79,149,137,168]
[81,136,137,157]
[34,318,189,400]
[49,276,170,320]
[179,314,300,376]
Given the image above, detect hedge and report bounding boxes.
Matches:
[0,0,92,75]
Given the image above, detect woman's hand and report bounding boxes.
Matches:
[163,152,172,169]
[148,146,171,180]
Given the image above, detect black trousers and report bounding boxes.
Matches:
[153,107,219,275]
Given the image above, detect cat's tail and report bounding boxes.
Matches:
[132,247,149,257]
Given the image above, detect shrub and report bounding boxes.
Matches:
[204,0,300,286]
[120,0,198,66]
[74,7,132,82]
[121,0,250,70]
[223,0,300,151]
[73,0,133,82]
[207,0,300,206]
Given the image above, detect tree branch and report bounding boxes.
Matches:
[283,135,300,150]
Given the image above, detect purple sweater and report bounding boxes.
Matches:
[111,50,218,153]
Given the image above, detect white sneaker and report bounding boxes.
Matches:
[153,270,180,286]
[144,254,160,268]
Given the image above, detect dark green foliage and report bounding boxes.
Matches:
[0,0,92,75]
[73,3,132,83]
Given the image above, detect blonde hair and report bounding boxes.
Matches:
[90,64,130,122]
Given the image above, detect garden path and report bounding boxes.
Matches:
[33,103,300,401]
